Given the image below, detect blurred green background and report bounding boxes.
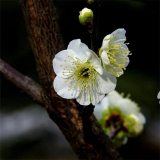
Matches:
[1,0,159,160]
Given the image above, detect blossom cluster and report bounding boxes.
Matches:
[94,90,146,147]
[52,6,146,148]
[53,29,130,105]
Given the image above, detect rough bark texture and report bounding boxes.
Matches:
[17,0,123,159]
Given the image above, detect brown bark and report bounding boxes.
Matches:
[10,0,124,159]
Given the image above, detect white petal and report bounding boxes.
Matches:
[86,50,103,75]
[94,104,103,120]
[96,69,117,95]
[110,28,126,42]
[137,113,146,124]
[67,39,89,61]
[121,44,130,56]
[76,89,90,106]
[99,96,109,110]
[91,92,105,105]
[53,50,75,78]
[54,76,79,99]
[129,114,143,135]
[103,64,124,77]
[115,56,129,68]
[123,57,129,68]
[101,35,110,52]
[94,97,108,120]
[101,51,110,65]
[116,99,139,115]
[107,91,123,106]
[76,87,104,106]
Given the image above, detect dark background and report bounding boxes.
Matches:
[1,0,159,159]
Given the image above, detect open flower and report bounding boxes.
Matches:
[94,90,146,147]
[99,28,130,77]
[53,39,117,105]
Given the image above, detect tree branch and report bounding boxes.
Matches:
[0,59,44,106]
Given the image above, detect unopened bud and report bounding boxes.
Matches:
[79,8,93,25]
[87,0,95,4]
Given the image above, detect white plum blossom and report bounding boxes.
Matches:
[106,91,146,125]
[94,90,146,147]
[99,28,130,77]
[53,39,117,106]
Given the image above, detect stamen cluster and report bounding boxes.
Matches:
[62,56,98,95]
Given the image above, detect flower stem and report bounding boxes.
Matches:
[88,0,100,53]
[90,32,95,51]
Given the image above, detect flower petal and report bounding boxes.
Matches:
[67,39,89,61]
[129,114,143,135]
[86,50,103,75]
[116,56,130,68]
[110,28,126,42]
[94,97,108,120]
[76,89,90,106]
[53,50,76,78]
[101,35,110,52]
[137,113,146,124]
[116,99,139,115]
[104,64,124,77]
[54,76,79,99]
[107,90,123,106]
[101,51,110,65]
[96,69,117,95]
[76,87,104,106]
[91,92,105,105]
[99,96,109,110]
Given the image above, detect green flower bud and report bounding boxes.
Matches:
[79,8,93,25]
[87,0,95,4]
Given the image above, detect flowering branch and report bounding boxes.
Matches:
[1,0,126,159]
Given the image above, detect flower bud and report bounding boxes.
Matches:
[87,0,95,4]
[79,8,93,25]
